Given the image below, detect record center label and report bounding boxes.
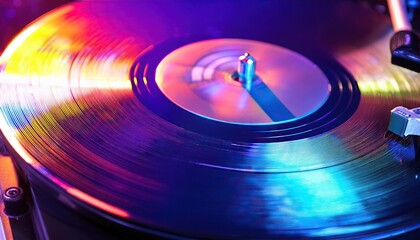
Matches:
[155,39,330,125]
[133,37,360,142]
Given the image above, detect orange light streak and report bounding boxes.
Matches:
[67,188,130,219]
[387,0,412,31]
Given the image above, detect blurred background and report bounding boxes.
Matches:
[0,0,419,54]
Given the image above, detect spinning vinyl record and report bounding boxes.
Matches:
[1,0,420,238]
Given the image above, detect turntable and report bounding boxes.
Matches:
[1,0,420,239]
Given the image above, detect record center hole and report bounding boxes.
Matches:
[231,52,257,89]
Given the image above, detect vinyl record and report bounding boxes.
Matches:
[1,0,420,238]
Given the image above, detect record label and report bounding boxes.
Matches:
[156,39,330,124]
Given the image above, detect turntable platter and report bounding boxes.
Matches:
[1,0,420,238]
